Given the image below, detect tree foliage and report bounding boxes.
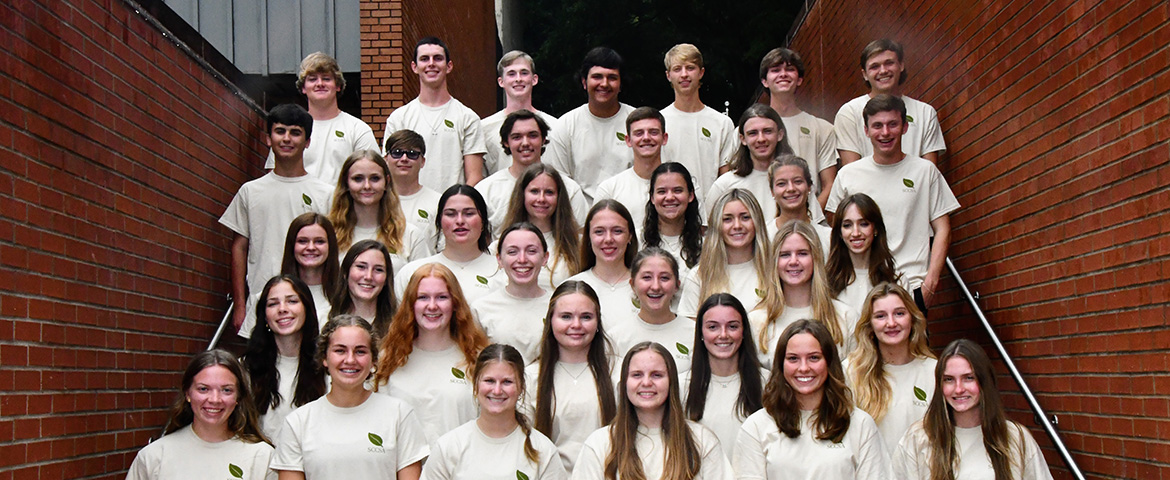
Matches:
[519,0,801,119]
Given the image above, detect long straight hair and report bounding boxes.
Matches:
[757,220,844,352]
[163,350,269,445]
[762,320,852,442]
[243,275,327,415]
[533,281,616,435]
[329,149,407,252]
[473,344,539,463]
[696,189,771,309]
[580,200,639,272]
[730,103,793,177]
[924,339,1025,480]
[280,213,340,299]
[825,193,899,295]
[329,239,397,336]
[642,163,703,269]
[686,293,764,422]
[846,282,934,423]
[502,164,581,281]
[605,342,700,480]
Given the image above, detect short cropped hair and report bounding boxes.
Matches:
[499,109,550,155]
[296,52,346,93]
[497,50,536,77]
[415,36,450,62]
[385,129,426,155]
[625,106,665,134]
[664,43,703,69]
[267,104,313,137]
[862,94,908,124]
[577,47,623,82]
[759,47,805,79]
[860,39,907,85]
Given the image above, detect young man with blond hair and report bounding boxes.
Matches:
[834,39,946,165]
[659,43,738,201]
[264,52,379,183]
[479,51,558,176]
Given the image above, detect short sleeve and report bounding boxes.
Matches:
[418,437,450,480]
[125,448,156,480]
[918,107,946,155]
[893,423,929,480]
[926,166,960,221]
[731,414,768,480]
[718,119,739,168]
[269,415,306,472]
[219,189,251,238]
[833,105,864,155]
[395,399,431,469]
[824,171,847,213]
[461,113,487,155]
[677,273,702,319]
[852,412,893,480]
[568,429,607,480]
[695,423,734,480]
[545,117,573,179]
[816,122,839,173]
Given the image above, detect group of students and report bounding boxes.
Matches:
[128,35,1056,479]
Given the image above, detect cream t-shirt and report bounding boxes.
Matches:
[377,346,477,448]
[128,426,276,480]
[397,186,442,243]
[524,361,615,473]
[572,422,733,480]
[593,167,653,230]
[833,94,946,159]
[681,369,769,460]
[678,261,765,319]
[258,354,300,441]
[564,269,639,329]
[780,111,838,195]
[422,420,568,480]
[895,421,1054,480]
[607,313,695,372]
[870,356,937,454]
[733,408,890,480]
[661,104,739,200]
[383,98,486,191]
[472,287,554,364]
[546,103,636,202]
[748,299,858,369]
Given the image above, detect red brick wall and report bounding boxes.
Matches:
[361,0,497,142]
[0,0,266,477]
[790,0,1169,478]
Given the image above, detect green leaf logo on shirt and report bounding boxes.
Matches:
[701,127,712,138]
[452,367,466,379]
[302,194,312,206]
[799,126,811,134]
[517,471,530,480]
[228,464,244,479]
[632,297,641,309]
[476,275,489,285]
[444,119,455,128]
[903,178,915,188]
[676,343,690,355]
[334,130,345,138]
[616,132,627,141]
[906,115,915,123]
[914,386,927,401]
[368,433,384,446]
[418,209,429,219]
[755,288,765,298]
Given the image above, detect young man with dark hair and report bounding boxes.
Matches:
[546,47,635,203]
[382,36,487,188]
[659,43,737,200]
[826,95,959,309]
[264,52,379,183]
[760,47,838,210]
[479,51,559,176]
[833,39,946,165]
[594,107,668,228]
[475,109,588,232]
[384,129,441,236]
[220,104,334,336]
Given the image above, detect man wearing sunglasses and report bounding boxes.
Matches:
[385,129,441,238]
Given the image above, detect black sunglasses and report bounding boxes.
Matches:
[389,149,422,160]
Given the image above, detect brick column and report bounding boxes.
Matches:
[360,0,408,143]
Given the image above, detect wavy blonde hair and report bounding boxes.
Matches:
[695,189,771,309]
[756,220,843,353]
[846,282,934,423]
[329,149,407,253]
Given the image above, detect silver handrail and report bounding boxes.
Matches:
[946,257,1085,479]
[206,299,234,351]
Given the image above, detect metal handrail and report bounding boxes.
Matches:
[946,257,1085,479]
[206,299,234,351]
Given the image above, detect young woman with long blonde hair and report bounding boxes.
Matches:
[328,149,432,270]
[677,189,771,320]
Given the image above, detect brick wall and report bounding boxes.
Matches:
[789,0,1169,478]
[361,0,497,143]
[0,0,266,477]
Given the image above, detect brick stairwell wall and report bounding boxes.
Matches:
[788,0,1169,478]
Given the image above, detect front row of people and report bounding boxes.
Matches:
[130,274,1052,479]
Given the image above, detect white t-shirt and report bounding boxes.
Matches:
[895,421,1054,480]
[854,356,938,454]
[825,156,959,289]
[681,369,769,460]
[475,167,589,235]
[398,186,442,244]
[127,425,276,480]
[394,253,501,305]
[349,223,434,273]
[733,408,890,480]
[422,420,568,480]
[257,354,300,441]
[523,361,615,473]
[264,111,379,184]
[661,104,739,201]
[546,103,636,202]
[219,172,334,338]
[678,261,765,319]
[564,269,639,329]
[642,233,696,282]
[765,220,832,262]
[383,98,486,191]
[780,111,838,195]
[835,268,874,316]
[572,422,733,480]
[377,346,478,448]
[607,313,695,372]
[479,108,559,175]
[307,283,332,321]
[833,94,946,159]
[472,287,554,364]
[271,393,429,477]
[707,169,828,227]
[747,300,858,369]
[593,167,652,230]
